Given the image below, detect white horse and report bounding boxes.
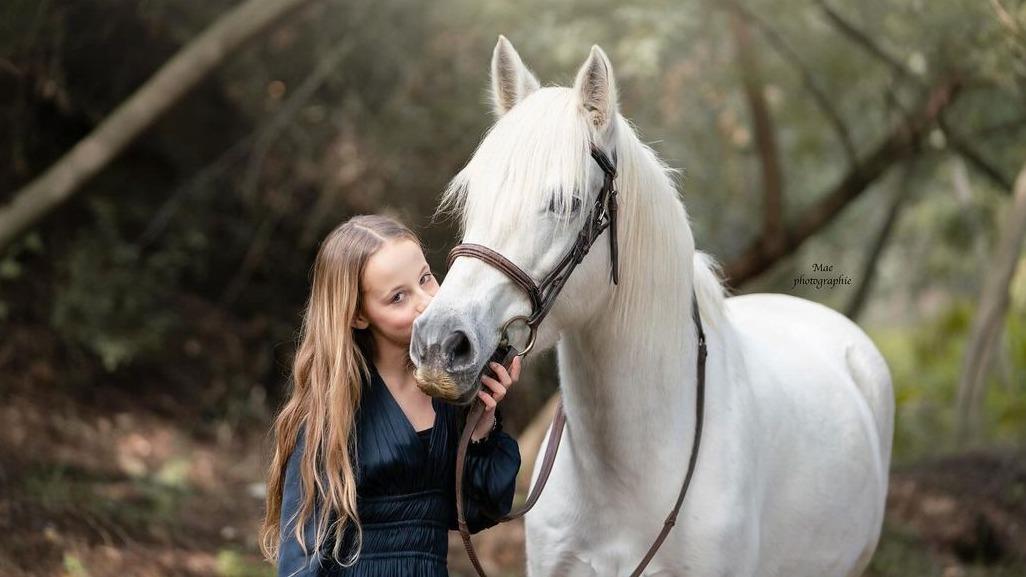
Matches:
[410,36,894,577]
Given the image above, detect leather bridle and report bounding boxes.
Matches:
[447,144,708,577]
[446,145,621,357]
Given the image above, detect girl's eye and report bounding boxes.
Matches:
[421,272,434,284]
[391,292,404,304]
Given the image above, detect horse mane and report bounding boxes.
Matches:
[436,88,595,244]
[607,114,730,336]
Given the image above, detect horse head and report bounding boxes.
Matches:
[410,36,624,403]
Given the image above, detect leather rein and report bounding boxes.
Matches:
[447,144,708,577]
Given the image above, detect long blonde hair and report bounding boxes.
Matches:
[260,214,424,567]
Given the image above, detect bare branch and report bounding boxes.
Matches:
[973,116,1026,138]
[938,115,1015,192]
[723,78,962,287]
[845,160,917,320]
[989,0,1025,39]
[730,8,785,249]
[0,0,316,252]
[813,0,916,82]
[726,0,857,163]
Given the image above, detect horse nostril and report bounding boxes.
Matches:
[442,330,473,370]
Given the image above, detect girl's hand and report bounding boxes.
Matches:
[471,355,522,441]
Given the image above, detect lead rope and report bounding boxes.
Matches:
[455,289,708,576]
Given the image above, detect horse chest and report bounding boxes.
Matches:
[524,418,758,577]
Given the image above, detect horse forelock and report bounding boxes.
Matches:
[438,88,594,244]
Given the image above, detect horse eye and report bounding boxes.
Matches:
[547,193,583,215]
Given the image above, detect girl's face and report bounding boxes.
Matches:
[353,238,439,350]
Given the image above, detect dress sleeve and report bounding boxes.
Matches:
[449,405,522,534]
[278,429,327,577]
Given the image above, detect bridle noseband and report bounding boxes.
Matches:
[446,143,708,577]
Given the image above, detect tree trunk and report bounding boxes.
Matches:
[956,163,1026,445]
[0,0,315,252]
[730,8,785,254]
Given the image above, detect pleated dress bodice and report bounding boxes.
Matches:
[277,361,521,577]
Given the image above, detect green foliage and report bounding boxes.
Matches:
[0,231,44,321]
[0,231,43,279]
[22,463,79,511]
[872,294,1026,463]
[49,196,188,371]
[868,518,1026,577]
[216,549,274,577]
[62,553,92,577]
[21,460,192,531]
[992,267,1026,441]
[867,519,942,576]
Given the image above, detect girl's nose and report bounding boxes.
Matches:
[415,291,432,314]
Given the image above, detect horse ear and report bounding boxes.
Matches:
[490,35,541,117]
[573,45,619,133]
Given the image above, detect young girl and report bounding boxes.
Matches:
[260,214,522,577]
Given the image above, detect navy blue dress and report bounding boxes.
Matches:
[277,361,521,577]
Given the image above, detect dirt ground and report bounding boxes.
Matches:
[1,374,1023,577]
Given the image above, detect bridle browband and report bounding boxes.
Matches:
[446,143,708,577]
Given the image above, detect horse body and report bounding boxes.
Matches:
[728,293,893,577]
[525,287,893,577]
[524,264,761,577]
[410,36,893,577]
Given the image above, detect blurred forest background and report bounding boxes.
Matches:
[1,0,1025,576]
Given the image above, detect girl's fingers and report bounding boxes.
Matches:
[480,375,507,401]
[510,356,522,381]
[478,390,496,409]
[489,362,513,387]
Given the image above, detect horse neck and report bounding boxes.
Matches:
[558,141,702,481]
